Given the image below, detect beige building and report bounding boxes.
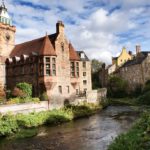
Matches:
[108,47,133,75]
[0,2,92,100]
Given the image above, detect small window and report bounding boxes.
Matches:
[61,42,64,52]
[83,80,87,85]
[46,70,50,76]
[45,57,50,63]
[67,86,70,93]
[70,62,75,77]
[83,72,86,76]
[58,86,62,94]
[81,53,85,59]
[83,61,86,68]
[46,64,50,69]
[76,89,79,95]
[52,58,56,76]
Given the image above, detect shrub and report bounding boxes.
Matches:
[143,80,150,93]
[40,92,48,101]
[107,76,128,98]
[7,97,40,105]
[16,82,32,98]
[0,114,18,136]
[137,91,150,105]
[12,87,25,98]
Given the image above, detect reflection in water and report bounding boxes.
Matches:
[0,106,139,150]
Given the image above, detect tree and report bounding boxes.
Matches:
[91,59,102,73]
[107,76,128,98]
[91,59,103,89]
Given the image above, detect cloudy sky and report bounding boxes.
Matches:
[4,0,150,64]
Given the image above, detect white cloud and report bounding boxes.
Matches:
[4,0,150,64]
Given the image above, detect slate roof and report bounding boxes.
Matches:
[121,51,150,68]
[77,51,89,61]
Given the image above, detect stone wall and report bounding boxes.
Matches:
[0,89,107,115]
[117,54,150,91]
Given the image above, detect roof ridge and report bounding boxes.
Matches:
[15,36,45,47]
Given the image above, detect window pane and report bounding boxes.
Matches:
[45,57,50,63]
[46,70,50,76]
[83,62,86,68]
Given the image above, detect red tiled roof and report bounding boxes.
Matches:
[69,43,80,61]
[39,35,56,56]
[10,34,57,57]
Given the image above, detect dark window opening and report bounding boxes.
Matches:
[59,86,62,94]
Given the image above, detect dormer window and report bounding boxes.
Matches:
[81,53,85,59]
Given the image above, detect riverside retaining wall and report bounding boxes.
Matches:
[0,88,107,114]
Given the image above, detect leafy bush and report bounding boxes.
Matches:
[0,114,18,136]
[7,97,40,105]
[16,82,32,98]
[17,112,49,128]
[40,92,49,101]
[137,91,150,105]
[0,103,102,137]
[107,76,128,98]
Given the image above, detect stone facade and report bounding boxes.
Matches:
[116,52,150,91]
[0,3,92,100]
[5,21,92,100]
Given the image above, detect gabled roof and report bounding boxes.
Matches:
[39,35,56,56]
[10,34,57,57]
[121,51,149,68]
[69,43,80,61]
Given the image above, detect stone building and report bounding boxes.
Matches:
[0,2,92,99]
[116,47,150,91]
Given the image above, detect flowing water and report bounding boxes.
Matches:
[0,106,139,150]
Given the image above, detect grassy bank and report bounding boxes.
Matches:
[108,111,150,150]
[108,98,138,106]
[0,103,102,138]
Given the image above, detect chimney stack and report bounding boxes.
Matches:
[56,21,64,34]
[136,45,141,54]
[128,51,132,56]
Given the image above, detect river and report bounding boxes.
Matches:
[0,106,139,150]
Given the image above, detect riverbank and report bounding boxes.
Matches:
[0,103,103,138]
[0,105,138,150]
[108,110,150,150]
[108,97,150,150]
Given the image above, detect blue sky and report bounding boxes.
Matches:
[4,0,150,64]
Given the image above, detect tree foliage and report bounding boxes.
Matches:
[108,76,128,98]
[91,59,103,89]
[91,59,102,73]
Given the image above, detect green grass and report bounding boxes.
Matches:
[108,111,150,150]
[108,97,138,106]
[0,103,102,138]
